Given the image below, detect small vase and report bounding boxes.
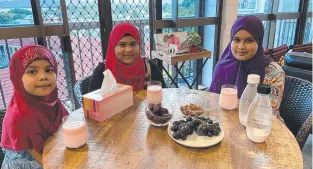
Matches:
[189,46,199,53]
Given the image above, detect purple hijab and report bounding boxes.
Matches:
[209,16,273,98]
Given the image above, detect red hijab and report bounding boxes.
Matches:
[105,23,145,91]
[1,45,69,154]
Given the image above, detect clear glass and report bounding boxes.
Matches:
[147,81,163,104]
[262,21,270,48]
[204,0,217,17]
[304,18,312,44]
[237,0,272,14]
[162,0,217,18]
[180,92,206,116]
[0,2,34,26]
[219,84,238,110]
[145,101,174,127]
[246,93,273,143]
[162,0,172,19]
[239,83,258,126]
[274,19,297,47]
[62,111,88,148]
[178,0,196,18]
[278,0,300,12]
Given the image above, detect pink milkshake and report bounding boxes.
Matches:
[219,84,238,110]
[147,81,163,104]
[63,118,88,148]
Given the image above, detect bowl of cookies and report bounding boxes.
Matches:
[180,93,206,116]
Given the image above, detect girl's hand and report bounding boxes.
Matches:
[27,149,42,165]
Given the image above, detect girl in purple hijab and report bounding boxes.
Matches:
[210,16,285,116]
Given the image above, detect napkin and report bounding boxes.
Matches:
[100,69,119,96]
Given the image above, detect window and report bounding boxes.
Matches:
[238,0,272,14]
[9,47,13,56]
[304,18,312,44]
[278,0,300,12]
[0,46,4,55]
[262,21,270,48]
[178,0,196,18]
[0,1,33,26]
[274,19,297,47]
[41,0,62,24]
[162,0,172,19]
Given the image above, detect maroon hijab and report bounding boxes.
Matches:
[105,23,145,91]
[1,45,68,154]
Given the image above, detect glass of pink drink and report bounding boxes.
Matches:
[62,113,88,148]
[219,84,238,110]
[147,81,163,104]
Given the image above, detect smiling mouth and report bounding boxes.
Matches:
[237,52,248,55]
[36,85,52,88]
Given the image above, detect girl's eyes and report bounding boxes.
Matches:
[232,38,240,42]
[246,39,254,43]
[131,42,138,47]
[232,38,255,43]
[25,68,54,75]
[118,43,138,47]
[46,68,55,73]
[26,70,36,74]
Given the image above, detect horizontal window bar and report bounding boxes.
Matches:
[0,25,64,39]
[238,14,276,20]
[238,13,300,21]
[69,22,100,30]
[276,13,300,19]
[153,17,218,29]
[114,19,149,25]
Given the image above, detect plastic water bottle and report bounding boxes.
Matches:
[239,74,260,126]
[246,84,273,143]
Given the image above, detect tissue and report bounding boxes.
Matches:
[100,69,119,95]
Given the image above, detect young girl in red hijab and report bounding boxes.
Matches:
[1,45,69,168]
[88,23,165,92]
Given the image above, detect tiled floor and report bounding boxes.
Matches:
[303,135,312,169]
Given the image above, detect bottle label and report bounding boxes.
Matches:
[247,105,272,129]
[247,117,270,129]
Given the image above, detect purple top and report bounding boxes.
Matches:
[209,16,273,98]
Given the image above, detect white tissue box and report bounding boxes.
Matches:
[82,84,133,122]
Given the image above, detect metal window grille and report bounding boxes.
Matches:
[111,0,150,57]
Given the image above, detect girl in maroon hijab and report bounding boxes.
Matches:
[88,23,165,92]
[1,45,69,168]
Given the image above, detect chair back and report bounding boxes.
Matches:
[279,76,312,149]
[0,109,6,165]
[74,76,92,108]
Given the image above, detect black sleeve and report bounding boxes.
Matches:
[148,59,167,88]
[88,63,105,92]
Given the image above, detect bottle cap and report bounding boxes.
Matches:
[247,74,260,84]
[257,84,271,94]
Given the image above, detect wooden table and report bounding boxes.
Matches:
[151,48,211,89]
[43,89,303,169]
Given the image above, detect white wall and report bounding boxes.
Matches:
[219,0,239,57]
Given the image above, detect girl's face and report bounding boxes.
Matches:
[231,29,259,61]
[115,36,139,65]
[22,59,56,96]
